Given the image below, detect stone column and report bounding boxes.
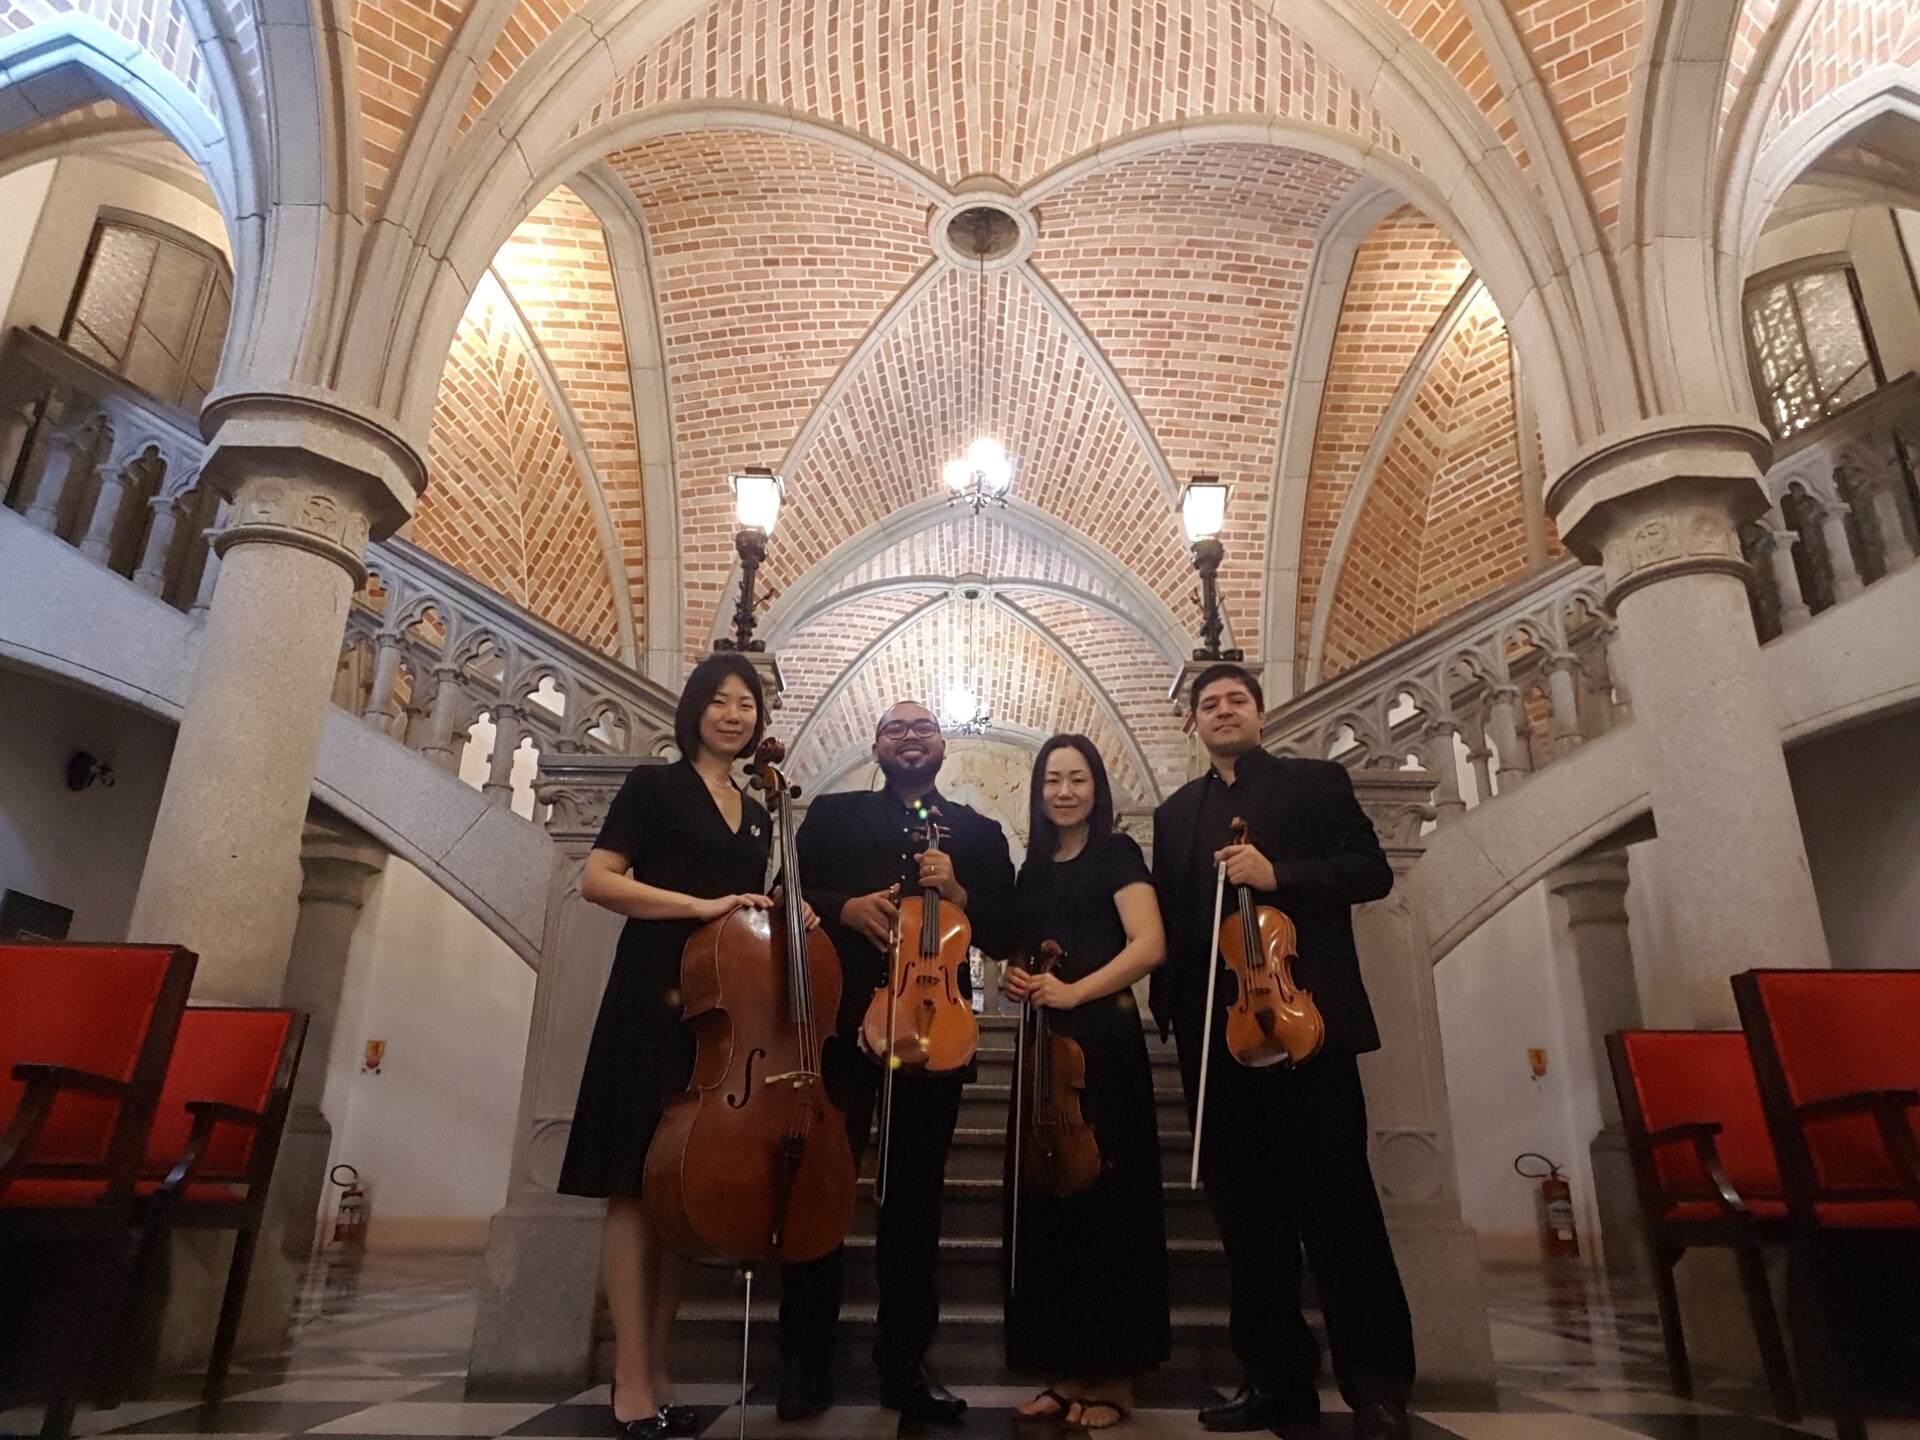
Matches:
[77,456,134,564]
[129,390,423,1006]
[1809,492,1864,601]
[1752,517,1812,632]
[360,630,405,732]
[188,500,229,619]
[270,815,386,1261]
[418,664,469,771]
[133,493,185,596]
[1551,425,1832,1028]
[1351,768,1496,1403]
[482,703,525,806]
[470,755,637,1390]
[1546,851,1646,1277]
[1544,654,1586,755]
[23,411,100,531]
[1483,684,1529,788]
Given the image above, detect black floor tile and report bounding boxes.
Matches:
[1584,1415,1827,1439]
[105,1401,375,1434]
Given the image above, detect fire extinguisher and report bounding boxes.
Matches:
[329,1163,369,1250]
[1515,1152,1580,1259]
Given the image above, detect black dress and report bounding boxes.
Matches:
[558,759,771,1199]
[1003,831,1171,1377]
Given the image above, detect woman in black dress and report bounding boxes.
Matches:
[558,652,779,1438]
[1002,734,1171,1429]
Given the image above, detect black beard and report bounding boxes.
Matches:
[879,753,942,790]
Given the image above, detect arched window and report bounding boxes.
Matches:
[58,212,232,412]
[1743,259,1884,440]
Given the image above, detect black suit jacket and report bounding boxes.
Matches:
[793,787,1018,1041]
[1150,748,1394,1056]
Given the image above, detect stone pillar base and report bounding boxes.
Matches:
[1590,1126,1650,1278]
[1388,1212,1497,1404]
[144,1223,301,1379]
[467,1202,604,1392]
[1673,1247,1783,1387]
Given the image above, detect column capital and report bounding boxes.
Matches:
[1349,766,1437,873]
[298,814,386,908]
[202,390,426,584]
[1547,849,1632,926]
[1548,422,1772,610]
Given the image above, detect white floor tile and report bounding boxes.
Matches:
[307,1401,549,1435]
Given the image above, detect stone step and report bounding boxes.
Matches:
[657,1300,1244,1386]
[677,1234,1230,1308]
[944,1126,1199,1183]
[958,1082,1190,1131]
[840,1177,1222,1243]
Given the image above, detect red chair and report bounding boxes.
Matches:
[1606,1030,1798,1420]
[0,942,197,1439]
[1733,968,1920,1440]
[108,1007,308,1404]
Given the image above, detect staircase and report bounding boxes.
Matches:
[659,1013,1241,1386]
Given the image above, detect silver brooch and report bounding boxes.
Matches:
[750,824,762,838]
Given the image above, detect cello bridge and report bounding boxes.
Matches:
[761,1070,819,1087]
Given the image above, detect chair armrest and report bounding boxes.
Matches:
[1645,1120,1750,1216]
[1798,1089,1920,1205]
[10,1063,129,1099]
[157,1101,266,1193]
[1,1066,130,1181]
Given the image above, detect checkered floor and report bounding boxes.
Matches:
[5,1253,1916,1440]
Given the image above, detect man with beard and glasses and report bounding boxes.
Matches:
[775,701,1017,1424]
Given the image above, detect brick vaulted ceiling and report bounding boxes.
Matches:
[389,0,1646,792]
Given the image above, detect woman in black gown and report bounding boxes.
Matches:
[1002,734,1171,1429]
[557,652,779,1438]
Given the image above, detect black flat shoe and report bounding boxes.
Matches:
[611,1413,669,1439]
[1352,1401,1410,1440]
[878,1364,966,1423]
[659,1404,699,1436]
[777,1354,834,1423]
[1199,1386,1320,1432]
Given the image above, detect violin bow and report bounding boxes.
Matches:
[873,888,903,1208]
[1187,842,1232,1189]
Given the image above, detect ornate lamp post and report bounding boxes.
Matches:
[1182,477,1240,661]
[715,466,783,653]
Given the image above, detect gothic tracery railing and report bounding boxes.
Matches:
[5,325,1915,841]
[0,326,679,828]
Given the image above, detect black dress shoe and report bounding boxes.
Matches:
[776,1354,834,1423]
[610,1414,669,1439]
[878,1364,967,1422]
[1198,1386,1321,1433]
[1352,1400,1411,1440]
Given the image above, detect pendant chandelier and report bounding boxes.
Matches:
[941,241,1014,514]
[942,590,993,735]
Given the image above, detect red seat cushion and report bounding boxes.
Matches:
[0,1177,246,1207]
[0,946,174,1167]
[142,1009,292,1183]
[1619,1030,1785,1209]
[1745,971,1920,1202]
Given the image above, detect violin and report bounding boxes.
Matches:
[642,738,856,1265]
[1218,817,1324,1068]
[858,808,977,1074]
[1009,941,1102,1202]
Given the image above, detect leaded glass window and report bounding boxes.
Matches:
[1744,263,1883,439]
[60,217,232,412]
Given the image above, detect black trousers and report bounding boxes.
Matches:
[1177,1039,1415,1409]
[779,1052,964,1374]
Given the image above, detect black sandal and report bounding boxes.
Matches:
[1015,1389,1076,1423]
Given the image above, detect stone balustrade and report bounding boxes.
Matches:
[1262,371,1920,827]
[0,326,680,825]
[1740,370,1920,641]
[1263,559,1622,822]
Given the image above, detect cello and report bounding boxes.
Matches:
[642,737,856,1266]
[1187,816,1324,1186]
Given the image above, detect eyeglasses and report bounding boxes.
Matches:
[877,718,942,741]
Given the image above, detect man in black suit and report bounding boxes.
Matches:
[777,701,1017,1423]
[1152,663,1414,1440]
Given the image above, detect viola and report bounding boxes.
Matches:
[642,737,856,1266]
[1009,941,1102,1202]
[1218,817,1324,1068]
[858,808,977,1074]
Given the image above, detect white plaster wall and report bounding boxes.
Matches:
[0,152,230,338]
[1434,881,1604,1260]
[0,163,56,328]
[0,665,170,939]
[1750,206,1920,381]
[321,854,536,1248]
[1788,707,1920,972]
